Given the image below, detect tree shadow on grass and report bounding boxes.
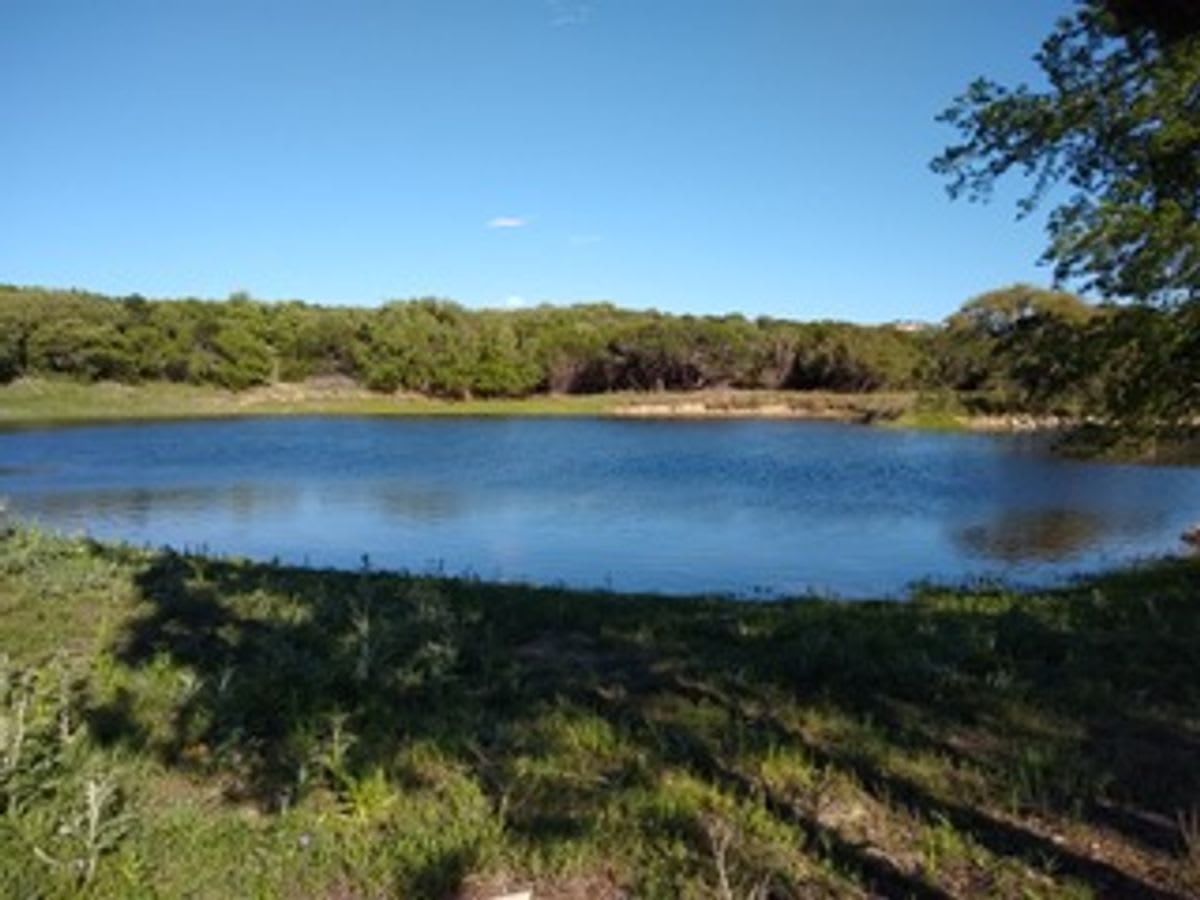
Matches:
[91,544,1200,898]
[719,566,1200,870]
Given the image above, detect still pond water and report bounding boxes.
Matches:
[2,417,1197,598]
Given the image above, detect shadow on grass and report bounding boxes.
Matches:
[91,543,1199,898]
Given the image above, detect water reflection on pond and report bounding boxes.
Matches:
[1,417,1196,597]
[954,509,1160,564]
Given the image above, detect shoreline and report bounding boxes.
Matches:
[0,377,1066,432]
[6,379,1195,464]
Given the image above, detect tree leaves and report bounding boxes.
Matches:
[933,0,1200,304]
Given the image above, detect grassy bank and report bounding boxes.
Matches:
[0,378,620,423]
[4,377,1117,437]
[0,377,922,426]
[1,527,1197,897]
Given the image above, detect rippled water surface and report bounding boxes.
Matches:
[2,417,1197,597]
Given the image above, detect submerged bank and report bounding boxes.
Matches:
[0,526,1197,897]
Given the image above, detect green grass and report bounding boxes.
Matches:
[887,391,973,432]
[0,377,625,424]
[7,377,1105,440]
[0,377,926,427]
[887,409,971,431]
[0,525,1197,897]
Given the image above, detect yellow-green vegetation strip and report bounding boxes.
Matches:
[0,378,620,423]
[0,378,924,426]
[1,526,1197,897]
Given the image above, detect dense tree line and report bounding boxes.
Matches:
[0,284,1194,430]
[0,286,929,396]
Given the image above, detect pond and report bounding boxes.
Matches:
[1,417,1197,598]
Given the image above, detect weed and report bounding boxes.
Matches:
[35,773,134,886]
[1179,806,1200,890]
[703,814,773,900]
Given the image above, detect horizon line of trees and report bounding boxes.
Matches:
[0,283,1194,429]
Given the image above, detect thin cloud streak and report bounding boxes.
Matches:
[568,233,603,246]
[486,216,528,229]
[547,0,593,28]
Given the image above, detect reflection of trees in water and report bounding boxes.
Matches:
[14,484,298,527]
[316,482,465,525]
[361,484,464,523]
[0,465,45,477]
[955,509,1116,564]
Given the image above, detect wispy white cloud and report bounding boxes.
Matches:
[568,233,603,246]
[504,295,528,308]
[547,0,593,27]
[486,216,528,229]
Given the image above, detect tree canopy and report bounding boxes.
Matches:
[0,286,931,398]
[933,0,1200,304]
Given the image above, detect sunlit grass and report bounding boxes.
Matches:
[0,376,922,427]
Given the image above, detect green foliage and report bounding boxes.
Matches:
[785,322,925,392]
[1082,301,1200,433]
[926,284,1200,435]
[931,285,1099,407]
[934,0,1199,433]
[0,285,936,398]
[934,0,1200,305]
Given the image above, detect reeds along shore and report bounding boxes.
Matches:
[1,527,1198,898]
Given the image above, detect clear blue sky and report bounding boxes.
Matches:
[1,0,1075,322]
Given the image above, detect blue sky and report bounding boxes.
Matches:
[1,1,1075,322]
